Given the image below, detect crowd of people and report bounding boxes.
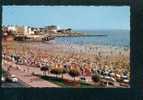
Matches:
[2,41,130,87]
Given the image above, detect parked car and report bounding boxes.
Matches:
[9,74,18,82]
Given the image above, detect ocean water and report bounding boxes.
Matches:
[54,30,130,48]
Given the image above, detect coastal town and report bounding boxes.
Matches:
[2,25,82,42]
[1,25,130,88]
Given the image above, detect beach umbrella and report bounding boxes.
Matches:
[109,77,116,82]
[109,72,115,77]
[116,74,121,78]
[121,75,128,80]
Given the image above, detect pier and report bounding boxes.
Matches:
[53,34,108,37]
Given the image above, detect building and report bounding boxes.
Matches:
[57,28,72,33]
[45,25,58,33]
[65,28,72,32]
[2,25,16,35]
[2,26,8,33]
[15,26,25,34]
[7,25,16,32]
[47,25,57,30]
[24,26,29,35]
[30,27,41,35]
[39,28,45,34]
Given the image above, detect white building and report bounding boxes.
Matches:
[24,26,29,35]
[46,25,58,33]
[57,26,60,30]
[24,26,35,35]
[7,25,16,32]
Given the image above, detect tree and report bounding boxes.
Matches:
[40,66,49,76]
[91,73,100,83]
[45,64,51,75]
[68,68,80,81]
[50,68,62,78]
[40,62,51,76]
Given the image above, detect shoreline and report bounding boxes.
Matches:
[21,41,129,56]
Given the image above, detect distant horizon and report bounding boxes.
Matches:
[3,6,130,30]
[73,29,130,31]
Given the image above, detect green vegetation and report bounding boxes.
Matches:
[91,73,100,83]
[50,67,62,78]
[39,66,102,88]
[0,68,2,78]
[40,75,97,88]
[68,68,80,81]
[39,67,98,88]
[40,67,49,76]
[50,67,67,79]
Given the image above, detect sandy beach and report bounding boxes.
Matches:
[2,41,130,77]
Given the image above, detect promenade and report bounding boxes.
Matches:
[2,60,127,88]
[3,60,93,83]
[2,60,60,88]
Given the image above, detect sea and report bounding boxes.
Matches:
[54,30,130,48]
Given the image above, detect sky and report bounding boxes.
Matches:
[2,6,130,30]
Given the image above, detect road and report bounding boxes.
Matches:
[3,60,93,84]
[1,80,29,88]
